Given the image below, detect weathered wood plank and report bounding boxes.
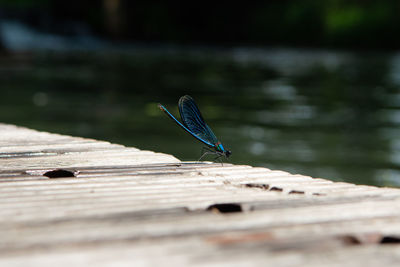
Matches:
[1,123,400,266]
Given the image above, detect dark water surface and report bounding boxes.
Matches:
[1,47,400,187]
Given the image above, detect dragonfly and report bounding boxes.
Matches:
[158,95,231,162]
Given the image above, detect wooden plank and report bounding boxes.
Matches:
[1,123,400,266]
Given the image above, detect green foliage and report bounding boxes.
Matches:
[323,1,396,46]
[0,0,400,48]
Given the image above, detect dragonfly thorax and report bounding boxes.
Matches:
[215,142,231,158]
[215,142,224,152]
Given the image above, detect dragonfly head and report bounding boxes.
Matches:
[224,150,232,158]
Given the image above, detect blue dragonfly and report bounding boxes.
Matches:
[158,95,231,162]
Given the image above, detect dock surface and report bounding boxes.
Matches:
[1,123,400,266]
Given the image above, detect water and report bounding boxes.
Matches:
[1,47,400,187]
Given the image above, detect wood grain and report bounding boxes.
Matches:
[1,123,400,266]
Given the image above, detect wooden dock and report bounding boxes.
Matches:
[1,123,400,266]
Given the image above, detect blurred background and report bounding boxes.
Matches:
[1,0,400,186]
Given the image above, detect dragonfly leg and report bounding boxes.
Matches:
[213,154,224,166]
[198,147,216,162]
[197,151,214,163]
[200,146,213,157]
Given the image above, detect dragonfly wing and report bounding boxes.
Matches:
[178,95,219,145]
[158,103,214,147]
